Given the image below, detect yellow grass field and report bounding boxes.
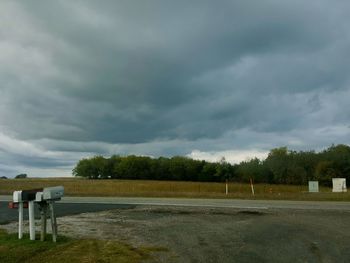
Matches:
[0,178,349,201]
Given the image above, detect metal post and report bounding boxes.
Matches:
[28,201,35,240]
[18,202,23,239]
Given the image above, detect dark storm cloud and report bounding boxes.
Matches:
[0,0,350,176]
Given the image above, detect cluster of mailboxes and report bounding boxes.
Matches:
[10,186,64,242]
[12,186,64,203]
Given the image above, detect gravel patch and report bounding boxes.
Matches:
[1,206,350,262]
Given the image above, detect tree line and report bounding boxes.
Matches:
[73,144,350,185]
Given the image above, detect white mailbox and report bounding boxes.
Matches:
[43,186,64,200]
[13,191,22,203]
[35,192,44,202]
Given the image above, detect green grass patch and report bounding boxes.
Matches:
[0,229,162,263]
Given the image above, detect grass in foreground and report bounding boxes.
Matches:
[0,229,163,263]
[1,178,349,201]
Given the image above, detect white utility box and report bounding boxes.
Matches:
[308,181,319,193]
[332,178,347,192]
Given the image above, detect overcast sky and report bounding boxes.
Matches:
[1,0,350,177]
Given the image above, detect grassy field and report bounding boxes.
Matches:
[0,229,163,263]
[1,178,349,201]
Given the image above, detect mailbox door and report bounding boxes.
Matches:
[21,189,43,201]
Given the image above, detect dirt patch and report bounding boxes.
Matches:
[1,206,350,262]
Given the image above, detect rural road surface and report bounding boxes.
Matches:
[0,200,134,224]
[61,196,350,210]
[1,195,350,213]
[2,195,349,224]
[1,195,349,225]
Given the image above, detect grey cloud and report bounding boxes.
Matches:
[0,0,350,176]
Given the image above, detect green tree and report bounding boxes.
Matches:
[215,157,233,182]
[321,144,350,181]
[15,173,27,179]
[265,147,289,184]
[236,158,271,183]
[72,143,350,185]
[315,161,336,186]
[169,156,188,180]
[199,162,217,181]
[73,158,100,179]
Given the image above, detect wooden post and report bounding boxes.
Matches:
[49,202,57,242]
[28,201,35,240]
[40,203,47,241]
[18,202,23,239]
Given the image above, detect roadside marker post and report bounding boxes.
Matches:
[250,178,255,196]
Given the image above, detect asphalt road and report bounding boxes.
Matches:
[58,196,350,210]
[1,196,349,224]
[0,201,134,224]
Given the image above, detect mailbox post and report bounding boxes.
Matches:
[36,186,64,242]
[28,200,35,240]
[12,191,23,239]
[22,189,43,240]
[19,202,23,239]
[39,202,48,241]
